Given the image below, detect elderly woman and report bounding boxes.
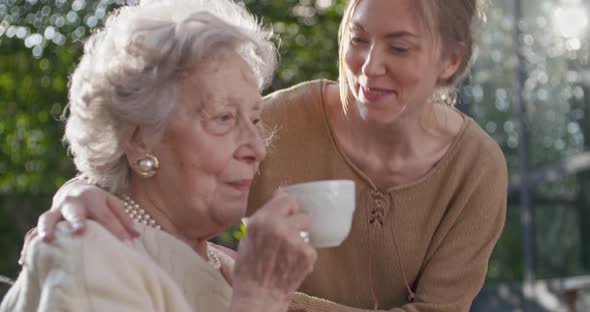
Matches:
[0,0,317,311]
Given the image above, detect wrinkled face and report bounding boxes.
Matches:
[344,0,458,124]
[152,51,266,231]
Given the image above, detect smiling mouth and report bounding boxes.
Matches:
[360,86,395,102]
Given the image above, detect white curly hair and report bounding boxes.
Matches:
[63,0,277,193]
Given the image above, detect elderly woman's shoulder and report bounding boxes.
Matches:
[23,221,131,270]
[4,221,198,311]
[18,221,142,283]
[2,221,147,311]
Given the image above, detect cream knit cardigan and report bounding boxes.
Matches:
[1,221,232,311]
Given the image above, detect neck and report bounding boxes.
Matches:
[126,178,209,256]
[325,84,463,188]
[341,102,446,160]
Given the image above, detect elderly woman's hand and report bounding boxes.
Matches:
[231,191,317,311]
[37,178,139,241]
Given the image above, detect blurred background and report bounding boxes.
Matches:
[1,0,590,310]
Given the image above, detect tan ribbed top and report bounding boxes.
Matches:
[248,80,508,312]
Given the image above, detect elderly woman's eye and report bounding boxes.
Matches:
[216,113,235,123]
[203,112,237,135]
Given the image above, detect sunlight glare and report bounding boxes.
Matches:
[553,6,588,39]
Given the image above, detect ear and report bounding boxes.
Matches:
[438,43,465,82]
[122,125,147,165]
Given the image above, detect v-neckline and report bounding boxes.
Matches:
[317,79,471,193]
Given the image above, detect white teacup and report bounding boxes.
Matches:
[281,180,356,248]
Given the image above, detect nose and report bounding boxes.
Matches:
[235,118,267,164]
[361,46,386,77]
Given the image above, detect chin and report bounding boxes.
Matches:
[372,111,405,125]
[358,103,406,125]
[211,202,247,227]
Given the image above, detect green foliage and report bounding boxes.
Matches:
[0,0,113,286]
[242,0,346,91]
[0,38,77,194]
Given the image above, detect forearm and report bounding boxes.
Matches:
[288,292,470,312]
[230,290,291,312]
[289,292,386,312]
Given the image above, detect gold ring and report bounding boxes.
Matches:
[299,231,310,244]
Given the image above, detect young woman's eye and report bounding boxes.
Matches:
[350,36,368,45]
[251,118,261,125]
[390,46,410,54]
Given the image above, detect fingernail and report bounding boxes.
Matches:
[39,231,48,241]
[18,257,23,266]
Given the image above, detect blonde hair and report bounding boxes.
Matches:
[63,0,277,193]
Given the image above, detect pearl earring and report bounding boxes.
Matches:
[134,154,159,178]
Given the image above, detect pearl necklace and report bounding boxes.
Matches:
[121,195,221,270]
[123,195,161,229]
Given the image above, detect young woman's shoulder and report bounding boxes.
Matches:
[459,117,508,178]
[263,79,325,106]
[262,79,329,127]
